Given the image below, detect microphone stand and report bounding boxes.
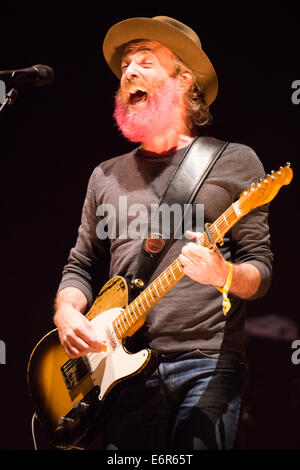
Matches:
[0,88,18,113]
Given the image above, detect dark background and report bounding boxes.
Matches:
[0,5,299,451]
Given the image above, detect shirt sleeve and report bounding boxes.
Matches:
[57,167,110,308]
[228,144,274,300]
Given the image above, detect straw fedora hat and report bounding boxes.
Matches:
[103,16,218,105]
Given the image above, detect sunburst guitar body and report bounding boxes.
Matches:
[27,276,158,449]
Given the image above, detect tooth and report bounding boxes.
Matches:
[129,87,146,94]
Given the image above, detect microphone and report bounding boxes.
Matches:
[0,64,54,88]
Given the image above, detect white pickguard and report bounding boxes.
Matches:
[88,308,150,401]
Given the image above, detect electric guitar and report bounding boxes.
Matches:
[27,164,293,449]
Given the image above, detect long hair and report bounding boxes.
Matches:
[174,57,213,128]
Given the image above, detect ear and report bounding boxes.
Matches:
[176,72,193,93]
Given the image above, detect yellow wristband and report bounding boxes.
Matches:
[216,261,233,316]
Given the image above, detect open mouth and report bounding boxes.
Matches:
[129,89,148,106]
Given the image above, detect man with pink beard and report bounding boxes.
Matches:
[53,17,273,450]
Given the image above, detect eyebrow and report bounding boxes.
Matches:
[122,45,158,62]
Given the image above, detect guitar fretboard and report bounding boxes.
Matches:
[111,201,242,340]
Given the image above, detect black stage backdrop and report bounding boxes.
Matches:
[0,5,299,451]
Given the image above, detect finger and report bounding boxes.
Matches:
[60,327,89,354]
[68,334,93,353]
[64,330,106,357]
[61,319,105,352]
[185,230,203,240]
[179,253,192,266]
[75,320,106,350]
[182,242,206,258]
[77,332,107,353]
[64,342,84,359]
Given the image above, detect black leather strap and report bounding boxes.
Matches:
[131,136,229,288]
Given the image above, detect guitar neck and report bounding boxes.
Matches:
[112,201,242,340]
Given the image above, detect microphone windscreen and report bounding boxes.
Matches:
[33,65,54,86]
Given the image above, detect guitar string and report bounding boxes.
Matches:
[95,178,287,345]
[65,208,246,373]
[112,204,240,339]
[62,204,242,373]
[62,185,279,373]
[64,233,236,372]
[111,204,246,342]
[69,258,187,371]
[114,260,183,333]
[65,191,269,373]
[58,178,285,374]
[88,226,224,367]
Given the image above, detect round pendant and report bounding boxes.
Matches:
[145,233,165,254]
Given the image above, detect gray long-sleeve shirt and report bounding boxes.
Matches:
[58,138,273,354]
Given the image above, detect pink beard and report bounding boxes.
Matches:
[113,78,181,144]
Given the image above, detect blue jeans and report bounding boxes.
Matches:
[103,350,244,450]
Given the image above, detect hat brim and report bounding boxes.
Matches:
[103,17,218,105]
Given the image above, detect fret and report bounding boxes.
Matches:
[148,286,155,303]
[214,223,222,242]
[201,205,239,248]
[113,312,129,339]
[197,233,205,247]
[220,209,234,229]
[151,284,159,300]
[222,213,229,226]
[153,282,160,298]
[176,259,183,272]
[200,232,209,248]
[229,206,239,224]
[122,311,131,328]
[114,323,123,340]
[225,207,238,226]
[164,272,171,286]
[169,264,176,281]
[117,317,126,335]
[134,300,141,318]
[125,308,132,326]
[139,297,147,312]
[158,276,166,292]
[113,322,121,338]
[143,291,151,308]
[232,201,241,218]
[125,304,135,326]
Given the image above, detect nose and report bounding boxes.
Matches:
[123,60,140,81]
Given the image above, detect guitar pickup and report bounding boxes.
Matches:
[61,357,92,392]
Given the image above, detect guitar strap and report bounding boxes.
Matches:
[131,136,229,290]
